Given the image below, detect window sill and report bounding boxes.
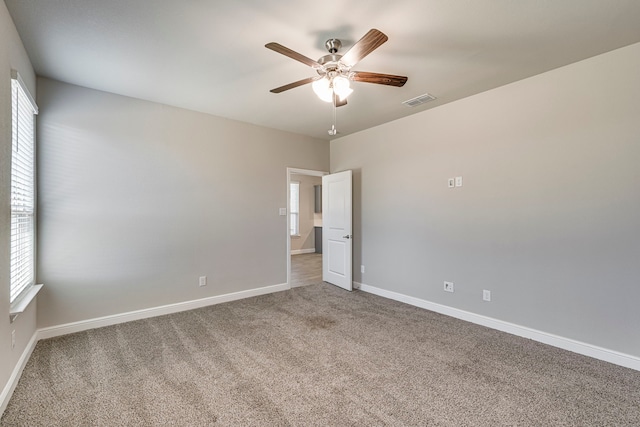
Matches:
[9,284,43,323]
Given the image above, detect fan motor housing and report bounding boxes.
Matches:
[318,39,344,72]
[318,53,342,66]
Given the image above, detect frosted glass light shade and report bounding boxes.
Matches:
[333,76,353,101]
[312,78,333,102]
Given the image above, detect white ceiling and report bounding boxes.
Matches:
[6,0,640,140]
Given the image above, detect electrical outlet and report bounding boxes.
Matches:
[361,265,365,274]
[11,330,16,349]
[199,276,207,287]
[444,281,454,293]
[483,290,491,301]
[448,178,455,188]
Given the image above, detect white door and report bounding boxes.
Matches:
[322,170,352,291]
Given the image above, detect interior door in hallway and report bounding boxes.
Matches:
[322,170,352,291]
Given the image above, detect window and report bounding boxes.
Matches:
[290,181,300,236]
[10,71,38,303]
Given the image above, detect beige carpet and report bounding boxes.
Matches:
[2,283,639,426]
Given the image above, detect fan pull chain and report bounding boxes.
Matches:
[328,93,337,136]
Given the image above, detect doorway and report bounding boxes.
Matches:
[286,168,327,288]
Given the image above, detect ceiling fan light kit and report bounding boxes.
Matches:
[266,29,408,134]
[312,73,353,102]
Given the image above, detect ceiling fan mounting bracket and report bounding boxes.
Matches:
[325,38,342,54]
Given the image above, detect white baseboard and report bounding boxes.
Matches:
[355,282,640,372]
[291,248,317,255]
[1,331,38,415]
[38,283,289,340]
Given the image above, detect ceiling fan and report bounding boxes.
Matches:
[265,29,408,107]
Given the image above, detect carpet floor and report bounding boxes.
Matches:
[2,283,639,426]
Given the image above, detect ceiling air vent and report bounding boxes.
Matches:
[402,93,436,107]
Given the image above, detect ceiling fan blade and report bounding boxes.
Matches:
[351,71,408,87]
[270,76,320,93]
[339,29,388,68]
[334,97,348,107]
[265,42,322,69]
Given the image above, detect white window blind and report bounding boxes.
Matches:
[290,182,300,236]
[10,72,38,303]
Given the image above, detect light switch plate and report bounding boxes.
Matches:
[444,281,454,292]
[279,208,287,216]
[455,176,463,187]
[448,178,455,188]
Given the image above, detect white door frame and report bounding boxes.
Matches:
[286,167,328,288]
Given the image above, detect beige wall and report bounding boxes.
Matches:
[331,42,640,358]
[35,78,329,328]
[0,0,38,410]
[290,174,322,253]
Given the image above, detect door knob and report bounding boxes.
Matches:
[343,235,352,239]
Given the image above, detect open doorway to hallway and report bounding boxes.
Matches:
[290,253,322,287]
[287,168,327,287]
